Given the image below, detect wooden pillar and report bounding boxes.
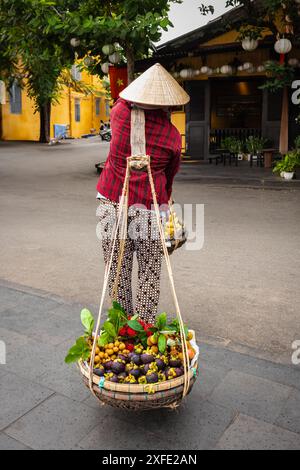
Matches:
[279,86,289,155]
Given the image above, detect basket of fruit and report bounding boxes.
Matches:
[164,206,187,255]
[66,304,198,410]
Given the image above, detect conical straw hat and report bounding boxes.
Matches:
[120,63,190,107]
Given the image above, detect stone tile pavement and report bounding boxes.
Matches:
[0,281,299,450]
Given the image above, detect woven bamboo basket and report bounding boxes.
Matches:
[79,360,198,411]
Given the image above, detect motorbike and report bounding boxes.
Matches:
[99,127,112,142]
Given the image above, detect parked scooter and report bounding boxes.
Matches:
[99,127,112,142]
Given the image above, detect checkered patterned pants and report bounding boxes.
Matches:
[97,199,163,324]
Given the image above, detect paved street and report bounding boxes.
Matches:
[0,139,300,449]
[0,139,299,363]
[0,281,299,450]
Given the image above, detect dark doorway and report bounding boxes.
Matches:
[210,78,263,151]
[185,81,210,160]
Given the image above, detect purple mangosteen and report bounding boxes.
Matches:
[141,353,155,364]
[93,367,105,377]
[155,358,165,370]
[111,360,126,374]
[131,354,142,366]
[146,372,158,383]
[103,360,113,370]
[129,368,140,379]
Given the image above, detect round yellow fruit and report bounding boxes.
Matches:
[107,349,114,356]
[119,343,125,351]
[113,346,119,353]
[150,335,158,345]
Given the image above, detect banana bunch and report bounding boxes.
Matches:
[164,212,183,240]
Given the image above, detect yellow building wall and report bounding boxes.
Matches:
[2,71,108,141]
[171,111,186,151]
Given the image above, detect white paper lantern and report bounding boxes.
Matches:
[288,58,299,67]
[237,65,244,72]
[108,52,121,64]
[173,71,180,78]
[102,44,115,55]
[207,68,213,75]
[180,68,193,79]
[257,65,265,73]
[200,66,209,74]
[220,65,233,75]
[194,69,201,76]
[70,38,80,47]
[242,38,258,51]
[274,38,292,55]
[243,62,253,70]
[101,62,110,74]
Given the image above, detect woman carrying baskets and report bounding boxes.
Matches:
[96,63,190,324]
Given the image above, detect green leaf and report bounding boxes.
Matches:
[112,301,125,313]
[98,331,110,347]
[80,308,94,336]
[127,319,144,332]
[65,352,81,364]
[156,312,167,330]
[65,336,89,364]
[158,334,167,354]
[103,320,117,338]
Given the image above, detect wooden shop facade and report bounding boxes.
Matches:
[136,6,300,160]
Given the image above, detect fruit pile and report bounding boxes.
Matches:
[65,303,197,387]
[87,332,196,384]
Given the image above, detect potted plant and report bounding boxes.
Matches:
[273,151,299,180]
[245,136,266,161]
[237,26,265,52]
[221,137,242,155]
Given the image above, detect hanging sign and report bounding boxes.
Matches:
[109,65,128,100]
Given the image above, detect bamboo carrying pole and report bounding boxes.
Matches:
[88,108,191,402]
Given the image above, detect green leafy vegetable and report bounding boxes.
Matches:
[127,319,145,332]
[65,337,90,364]
[158,334,167,353]
[156,312,167,330]
[80,308,94,336]
[103,320,117,338]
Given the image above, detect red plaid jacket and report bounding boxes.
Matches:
[96,99,182,209]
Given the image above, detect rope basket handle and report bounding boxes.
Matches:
[89,108,190,399]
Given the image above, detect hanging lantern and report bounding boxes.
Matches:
[102,44,115,56]
[101,62,110,74]
[70,38,80,47]
[194,69,201,76]
[108,52,121,64]
[237,65,244,72]
[288,58,299,67]
[180,68,193,79]
[200,66,209,74]
[173,71,180,79]
[243,62,253,71]
[242,38,258,51]
[220,65,233,75]
[274,38,292,55]
[257,65,266,73]
[207,68,213,75]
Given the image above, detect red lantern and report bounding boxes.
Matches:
[109,65,128,100]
